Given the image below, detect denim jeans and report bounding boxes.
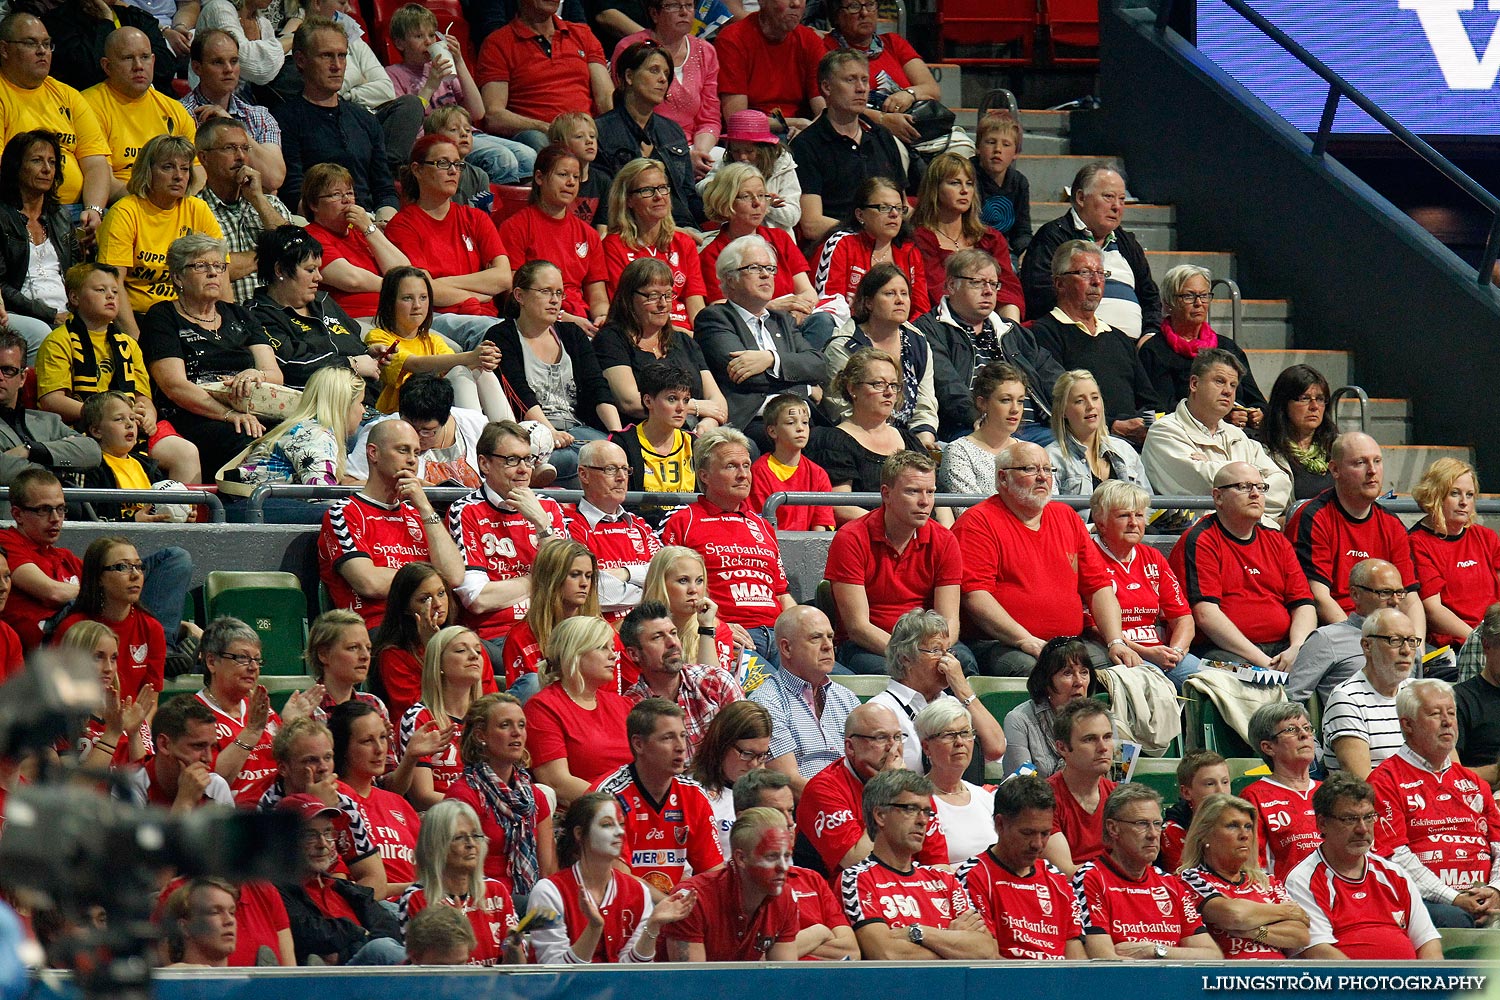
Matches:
[549,425,608,488]
[430,313,500,352]
[470,133,538,185]
[141,545,192,650]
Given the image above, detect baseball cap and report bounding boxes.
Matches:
[277,793,340,823]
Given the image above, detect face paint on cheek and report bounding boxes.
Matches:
[588,812,622,855]
[743,828,791,894]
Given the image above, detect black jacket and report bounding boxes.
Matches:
[0,201,79,325]
[43,0,176,93]
[279,875,402,965]
[79,452,166,521]
[594,108,706,229]
[249,288,368,391]
[695,302,826,430]
[488,318,616,432]
[1020,210,1162,338]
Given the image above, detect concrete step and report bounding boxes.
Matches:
[1209,299,1292,351]
[1245,349,1349,396]
[1019,109,1072,136]
[1146,249,1235,282]
[1018,154,1124,202]
[1384,444,1475,496]
[1033,201,1175,250]
[954,110,1070,152]
[1334,397,1412,447]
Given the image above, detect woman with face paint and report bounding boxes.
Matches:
[525,791,696,963]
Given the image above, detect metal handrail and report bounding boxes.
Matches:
[240,484,706,522]
[0,487,226,522]
[1209,276,1243,345]
[1153,0,1500,286]
[1331,384,1371,435]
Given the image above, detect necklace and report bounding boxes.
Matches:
[934,223,965,249]
[175,300,220,325]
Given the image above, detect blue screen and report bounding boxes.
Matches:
[1196,0,1500,134]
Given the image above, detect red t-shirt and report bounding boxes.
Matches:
[952,498,1112,642]
[350,784,420,889]
[1171,515,1315,646]
[1075,857,1204,946]
[1409,523,1500,648]
[785,864,849,960]
[1087,540,1190,646]
[1284,490,1417,615]
[0,621,22,681]
[384,204,506,317]
[156,877,289,967]
[400,703,465,796]
[375,646,423,724]
[56,606,165,700]
[660,498,789,630]
[306,220,382,317]
[497,204,606,319]
[701,225,809,303]
[813,230,930,316]
[1048,772,1115,868]
[665,862,800,959]
[1284,849,1435,959]
[1241,777,1322,877]
[713,16,823,118]
[523,681,633,781]
[840,855,973,929]
[1370,748,1500,890]
[503,621,630,689]
[563,503,662,620]
[824,31,920,91]
[796,757,948,875]
[475,16,606,123]
[591,766,726,894]
[447,487,569,641]
[602,232,706,330]
[319,494,436,629]
[444,773,553,895]
[197,690,281,805]
[748,454,835,532]
[956,851,1083,959]
[399,879,517,966]
[824,507,962,641]
[0,528,81,648]
[1179,865,1291,960]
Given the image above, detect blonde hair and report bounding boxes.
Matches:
[305,608,366,680]
[644,546,709,639]
[127,134,195,200]
[1412,457,1479,535]
[423,104,472,135]
[547,111,596,145]
[388,2,435,42]
[912,152,984,245]
[831,346,898,404]
[541,615,615,693]
[458,692,525,766]
[245,365,363,483]
[607,158,675,252]
[60,620,117,660]
[521,538,601,661]
[1051,369,1107,472]
[701,161,763,224]
[421,625,486,721]
[1177,793,1270,890]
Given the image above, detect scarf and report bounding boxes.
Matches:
[1288,440,1328,475]
[65,315,135,394]
[1159,317,1218,360]
[465,760,540,894]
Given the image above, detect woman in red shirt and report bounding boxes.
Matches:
[813,175,929,316]
[640,545,742,678]
[330,699,425,898]
[500,538,621,697]
[911,152,1023,322]
[371,562,458,722]
[1410,458,1500,650]
[54,536,165,701]
[400,625,488,810]
[602,158,706,330]
[301,163,412,321]
[698,162,817,309]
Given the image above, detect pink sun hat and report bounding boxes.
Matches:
[723,109,781,145]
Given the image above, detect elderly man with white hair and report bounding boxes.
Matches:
[1320,607,1420,778]
[1368,677,1500,928]
[695,233,826,454]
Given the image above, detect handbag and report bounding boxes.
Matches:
[199,379,303,419]
[907,99,957,146]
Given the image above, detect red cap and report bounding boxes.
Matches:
[277,793,340,823]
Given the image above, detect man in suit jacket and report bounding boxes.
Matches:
[0,331,101,487]
[696,234,826,454]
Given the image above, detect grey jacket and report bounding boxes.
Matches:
[0,408,102,485]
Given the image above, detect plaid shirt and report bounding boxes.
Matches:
[748,665,860,781]
[201,184,291,303]
[625,663,745,764]
[180,88,282,148]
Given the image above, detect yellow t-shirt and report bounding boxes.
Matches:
[81,82,198,184]
[96,194,224,314]
[0,74,109,205]
[35,323,152,400]
[364,326,456,414]
[102,450,151,518]
[638,425,695,494]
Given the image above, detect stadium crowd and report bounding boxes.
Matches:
[0,0,1496,971]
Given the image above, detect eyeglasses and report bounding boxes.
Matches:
[1062,268,1112,281]
[731,744,773,764]
[916,645,952,657]
[1292,394,1327,406]
[953,275,1000,292]
[884,802,937,820]
[1272,724,1315,740]
[629,183,673,198]
[840,0,879,10]
[317,190,357,202]
[634,290,673,305]
[1002,464,1056,477]
[1325,811,1377,828]
[734,263,778,277]
[928,728,975,745]
[1216,481,1269,495]
[0,364,21,379]
[582,464,631,477]
[209,143,252,155]
[859,380,899,394]
[486,453,538,468]
[184,261,229,275]
[102,561,146,575]
[1175,292,1212,304]
[861,203,907,217]
[1368,634,1422,650]
[449,833,485,845]
[1352,584,1407,600]
[420,159,463,172]
[659,1,695,10]
[216,651,265,667]
[5,37,54,50]
[299,829,337,844]
[16,503,67,517]
[849,732,904,747]
[1111,818,1166,832]
[522,287,566,300]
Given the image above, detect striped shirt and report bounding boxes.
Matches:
[749,666,859,781]
[180,88,282,147]
[1321,671,1406,774]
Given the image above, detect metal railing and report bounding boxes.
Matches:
[0,486,226,522]
[240,484,706,522]
[1154,0,1500,286]
[1332,384,1371,435]
[1209,276,1242,345]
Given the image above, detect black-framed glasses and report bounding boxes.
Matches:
[1291,393,1327,406]
[216,651,265,667]
[1368,634,1421,650]
[1062,268,1111,281]
[928,729,975,745]
[16,503,67,517]
[916,645,953,657]
[582,464,630,477]
[629,183,672,198]
[1002,464,1056,477]
[420,159,463,171]
[731,744,773,764]
[102,561,146,575]
[1325,811,1377,828]
[633,290,673,305]
[735,263,777,277]
[884,802,936,820]
[1352,583,1407,600]
[859,380,900,394]
[839,0,879,9]
[1216,481,1269,495]
[486,453,538,468]
[0,364,22,379]
[1175,291,1212,304]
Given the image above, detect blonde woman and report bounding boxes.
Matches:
[501,538,618,701]
[1046,368,1152,499]
[1410,457,1500,651]
[602,158,706,331]
[522,616,633,808]
[235,365,363,523]
[65,620,155,767]
[399,625,488,809]
[642,545,744,677]
[910,152,1022,322]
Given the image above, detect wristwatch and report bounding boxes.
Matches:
[907,924,924,946]
[1153,942,1168,959]
[363,221,378,235]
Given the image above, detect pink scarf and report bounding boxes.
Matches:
[1160,317,1218,359]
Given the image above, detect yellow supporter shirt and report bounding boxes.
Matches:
[35,322,152,401]
[81,82,198,184]
[638,425,695,494]
[96,194,224,314]
[0,74,109,205]
[101,451,151,518]
[364,326,456,414]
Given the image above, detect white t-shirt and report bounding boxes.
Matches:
[934,781,997,866]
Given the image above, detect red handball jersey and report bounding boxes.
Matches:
[1074,857,1205,947]
[591,766,725,895]
[785,865,850,960]
[797,758,949,876]
[1171,515,1315,645]
[352,784,420,887]
[319,495,436,628]
[447,486,569,641]
[1408,523,1500,648]
[1284,849,1439,959]
[956,851,1083,959]
[1241,778,1322,876]
[1088,540,1191,645]
[659,499,789,629]
[400,703,465,796]
[1048,772,1116,869]
[1370,747,1500,889]
[1179,866,1292,959]
[840,856,974,930]
[197,691,281,805]
[399,880,517,966]
[563,502,662,621]
[666,863,800,960]
[56,606,165,700]
[1285,490,1417,615]
[529,864,651,963]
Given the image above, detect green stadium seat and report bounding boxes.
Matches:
[204,571,308,675]
[1131,757,1182,805]
[1439,927,1495,960]
[831,674,889,702]
[1184,691,1259,757]
[1229,757,1271,795]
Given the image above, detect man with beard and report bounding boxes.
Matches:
[951,439,1139,676]
[622,602,743,763]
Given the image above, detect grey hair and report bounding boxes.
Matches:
[168,233,230,276]
[201,615,259,656]
[194,115,250,154]
[1103,780,1162,824]
[1160,263,1212,302]
[1089,479,1150,525]
[913,695,971,742]
[1349,558,1397,591]
[884,608,949,681]
[1395,678,1453,722]
[1361,607,1407,638]
[1071,161,1125,202]
[414,799,486,901]
[693,425,753,478]
[577,437,620,467]
[1050,239,1100,281]
[861,768,934,836]
[715,233,774,284]
[1478,603,1500,650]
[1248,702,1310,764]
[992,439,1036,478]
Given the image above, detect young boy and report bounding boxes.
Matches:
[34,262,201,485]
[424,106,497,212]
[78,391,177,522]
[1158,750,1232,870]
[748,393,833,531]
[609,361,696,527]
[973,111,1032,266]
[385,3,536,185]
[547,112,607,231]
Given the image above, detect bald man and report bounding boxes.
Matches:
[1170,462,1317,669]
[1287,558,1409,706]
[751,606,860,796]
[81,27,199,201]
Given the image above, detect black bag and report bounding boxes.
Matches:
[908,100,958,147]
